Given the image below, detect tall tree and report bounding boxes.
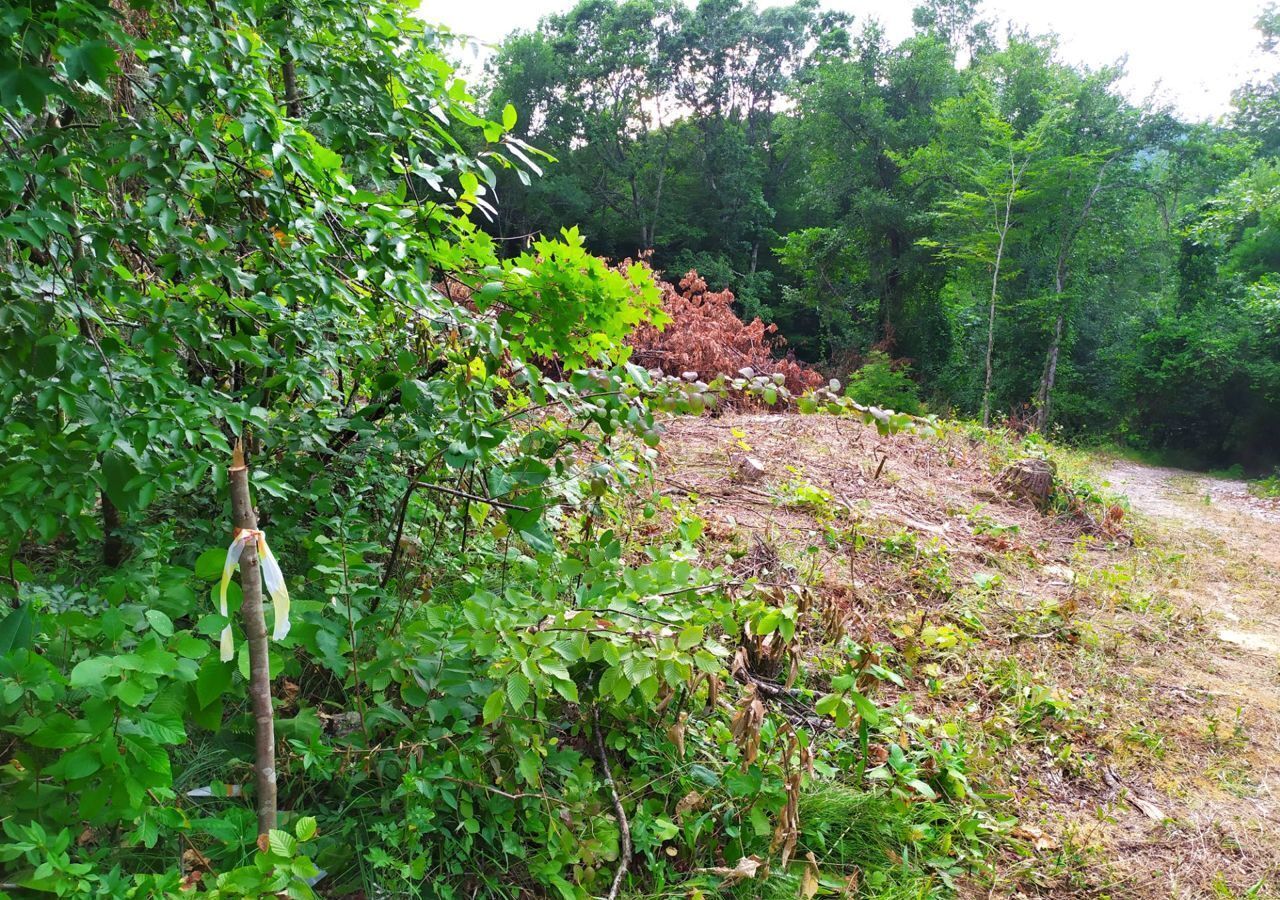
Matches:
[906,83,1055,424]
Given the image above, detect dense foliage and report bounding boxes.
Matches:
[485,0,1280,468]
[0,0,965,896]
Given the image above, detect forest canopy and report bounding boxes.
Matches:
[484,0,1280,469]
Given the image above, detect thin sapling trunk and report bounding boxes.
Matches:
[228,442,278,834]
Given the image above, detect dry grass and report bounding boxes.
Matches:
[646,413,1280,899]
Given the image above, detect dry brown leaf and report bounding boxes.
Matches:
[730,687,765,764]
[1011,823,1059,851]
[675,789,704,823]
[667,712,687,758]
[1127,795,1166,821]
[695,855,764,884]
[179,871,203,892]
[799,852,820,898]
[182,847,211,869]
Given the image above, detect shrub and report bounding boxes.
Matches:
[843,351,925,415]
[629,271,825,399]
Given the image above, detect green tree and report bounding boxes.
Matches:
[906,82,1055,424]
[775,22,961,358]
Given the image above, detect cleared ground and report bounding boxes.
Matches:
[654,414,1280,898]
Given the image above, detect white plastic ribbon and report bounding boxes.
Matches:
[217,528,291,661]
[257,533,291,641]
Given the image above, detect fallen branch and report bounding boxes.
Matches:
[592,705,631,900]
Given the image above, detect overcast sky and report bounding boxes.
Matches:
[425,0,1275,122]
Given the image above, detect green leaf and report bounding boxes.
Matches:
[814,693,841,716]
[267,828,297,858]
[61,40,117,85]
[101,448,141,512]
[196,657,232,708]
[551,678,579,703]
[517,750,541,785]
[506,671,531,709]
[907,778,937,800]
[70,656,115,689]
[132,715,186,745]
[295,816,317,842]
[482,688,505,724]
[676,626,703,650]
[0,602,34,656]
[59,746,102,780]
[195,548,227,581]
[174,635,209,659]
[0,65,55,113]
[849,690,879,726]
[145,609,174,637]
[114,676,148,707]
[502,103,518,130]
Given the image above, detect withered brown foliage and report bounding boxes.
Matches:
[629,271,824,396]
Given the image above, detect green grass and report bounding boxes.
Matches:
[742,784,952,899]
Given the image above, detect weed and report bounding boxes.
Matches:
[1249,470,1280,499]
[775,467,837,519]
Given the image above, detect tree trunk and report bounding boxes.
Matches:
[278,6,301,118]
[228,442,277,835]
[102,491,122,567]
[981,226,1008,427]
[281,47,300,118]
[982,156,1019,428]
[1035,311,1064,431]
[1034,154,1115,432]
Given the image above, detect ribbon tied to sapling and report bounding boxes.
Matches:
[217,528,291,662]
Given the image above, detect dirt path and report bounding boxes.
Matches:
[1106,459,1280,653]
[1097,459,1280,896]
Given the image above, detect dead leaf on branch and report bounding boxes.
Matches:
[667,711,687,759]
[730,685,765,764]
[799,851,820,898]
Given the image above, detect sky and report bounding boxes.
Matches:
[424,0,1275,122]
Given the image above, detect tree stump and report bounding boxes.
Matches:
[736,456,767,482]
[997,457,1057,508]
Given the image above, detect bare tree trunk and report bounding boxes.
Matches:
[278,5,301,118]
[1034,155,1116,432]
[982,216,1010,427]
[228,442,277,835]
[982,150,1023,427]
[281,47,300,118]
[1035,310,1064,431]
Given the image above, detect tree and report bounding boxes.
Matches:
[775,22,960,359]
[906,83,1053,424]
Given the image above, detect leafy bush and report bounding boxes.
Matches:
[1251,470,1280,498]
[0,1,981,896]
[844,351,925,415]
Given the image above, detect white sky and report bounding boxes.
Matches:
[424,0,1275,122]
